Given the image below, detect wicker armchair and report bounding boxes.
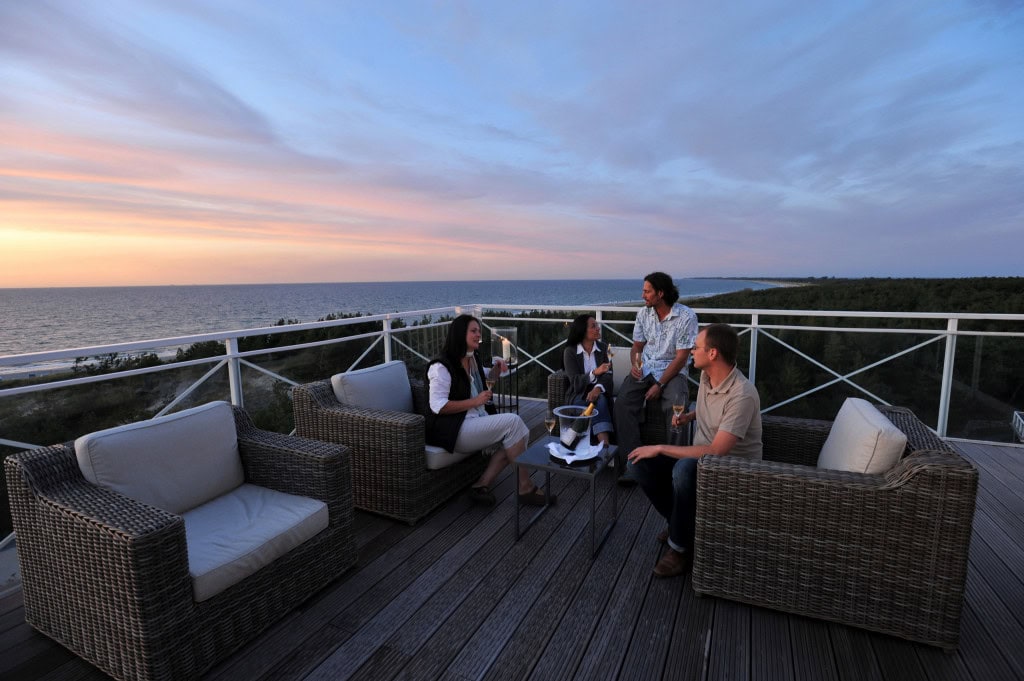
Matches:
[4,407,357,681]
[547,370,670,446]
[292,377,488,525]
[692,406,978,650]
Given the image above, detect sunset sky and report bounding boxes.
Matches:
[1,0,1022,287]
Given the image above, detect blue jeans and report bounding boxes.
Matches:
[632,455,698,554]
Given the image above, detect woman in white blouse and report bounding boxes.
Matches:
[561,314,614,445]
[425,314,554,507]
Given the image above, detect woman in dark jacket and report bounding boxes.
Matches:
[425,314,554,507]
[561,314,614,445]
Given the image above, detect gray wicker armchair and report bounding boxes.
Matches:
[692,406,978,650]
[292,377,488,525]
[4,406,357,681]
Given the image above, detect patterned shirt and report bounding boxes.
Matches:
[632,302,698,379]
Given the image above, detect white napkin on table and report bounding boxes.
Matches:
[547,441,600,463]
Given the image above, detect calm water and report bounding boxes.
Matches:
[0,279,772,359]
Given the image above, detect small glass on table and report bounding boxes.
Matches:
[543,410,557,436]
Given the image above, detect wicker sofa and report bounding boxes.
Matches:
[692,405,978,650]
[292,375,489,525]
[4,405,357,681]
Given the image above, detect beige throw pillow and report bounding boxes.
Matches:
[816,398,908,474]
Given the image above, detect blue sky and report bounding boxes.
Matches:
[1,0,1022,286]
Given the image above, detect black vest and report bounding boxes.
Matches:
[424,352,490,452]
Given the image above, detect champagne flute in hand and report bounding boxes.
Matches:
[671,398,687,433]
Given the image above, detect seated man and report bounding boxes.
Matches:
[627,323,762,578]
[614,271,698,483]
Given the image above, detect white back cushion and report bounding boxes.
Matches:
[609,346,632,393]
[75,401,244,514]
[817,398,908,474]
[331,360,413,413]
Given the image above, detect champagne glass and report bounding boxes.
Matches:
[543,411,557,436]
[671,398,687,433]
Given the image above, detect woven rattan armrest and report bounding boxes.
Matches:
[6,445,194,643]
[233,407,350,505]
[760,414,832,466]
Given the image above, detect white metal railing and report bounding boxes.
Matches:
[2,304,1023,452]
[1013,411,1024,443]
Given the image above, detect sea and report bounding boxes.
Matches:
[0,279,773,365]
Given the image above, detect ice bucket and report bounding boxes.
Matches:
[553,404,597,450]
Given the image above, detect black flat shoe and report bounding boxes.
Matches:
[518,486,556,506]
[468,485,496,506]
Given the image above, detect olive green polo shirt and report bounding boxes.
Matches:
[694,366,763,460]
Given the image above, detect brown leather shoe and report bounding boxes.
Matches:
[656,528,669,544]
[653,547,691,578]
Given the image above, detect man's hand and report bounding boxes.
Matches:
[627,444,660,463]
[586,386,603,403]
[644,382,662,401]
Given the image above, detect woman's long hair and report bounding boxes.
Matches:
[440,314,480,365]
[565,314,594,348]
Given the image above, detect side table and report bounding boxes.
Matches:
[513,436,618,558]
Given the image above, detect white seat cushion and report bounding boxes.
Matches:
[75,401,244,515]
[182,483,328,602]
[817,398,908,474]
[331,360,413,413]
[425,444,476,470]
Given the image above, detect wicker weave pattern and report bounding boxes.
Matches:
[546,370,670,445]
[292,378,488,525]
[4,407,357,681]
[692,405,977,650]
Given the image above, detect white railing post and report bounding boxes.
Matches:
[937,318,958,437]
[383,317,393,363]
[226,337,244,408]
[748,313,759,385]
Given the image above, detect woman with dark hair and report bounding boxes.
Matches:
[425,314,554,507]
[561,314,614,445]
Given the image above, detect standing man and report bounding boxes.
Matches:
[627,323,762,578]
[613,272,698,481]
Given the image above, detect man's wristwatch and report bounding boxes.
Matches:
[656,381,665,390]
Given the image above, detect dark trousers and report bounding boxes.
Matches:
[612,373,688,466]
[633,455,698,553]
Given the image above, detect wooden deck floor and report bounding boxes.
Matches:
[3,399,1023,681]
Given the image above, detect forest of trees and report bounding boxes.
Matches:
[2,278,1022,534]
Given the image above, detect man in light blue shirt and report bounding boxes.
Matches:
[613,272,698,481]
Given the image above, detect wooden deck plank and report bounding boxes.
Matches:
[370,475,584,681]
[568,507,666,681]
[787,618,839,681]
[827,624,883,681]
[524,490,654,681]
[662,580,715,681]
[617,554,687,681]
[750,609,795,681]
[706,599,751,681]
[481,489,641,681]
